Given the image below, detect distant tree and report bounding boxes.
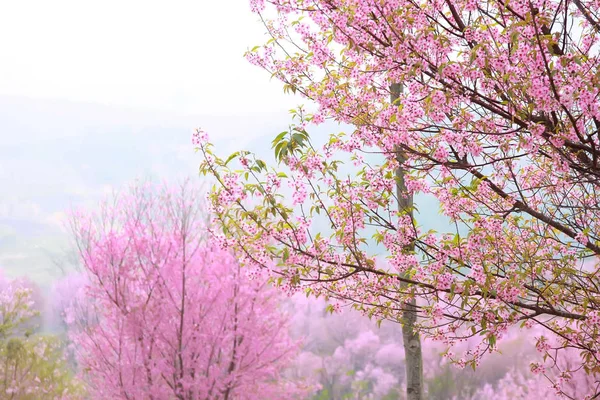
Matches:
[0,273,83,399]
[286,296,404,399]
[0,275,46,335]
[68,181,306,400]
[288,295,593,399]
[466,344,600,399]
[49,272,93,373]
[50,272,91,332]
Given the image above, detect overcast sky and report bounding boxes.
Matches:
[0,1,309,282]
[0,0,296,115]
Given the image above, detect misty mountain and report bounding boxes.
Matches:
[0,95,293,284]
[0,95,450,286]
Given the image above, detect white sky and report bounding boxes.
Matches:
[0,1,314,282]
[0,0,297,115]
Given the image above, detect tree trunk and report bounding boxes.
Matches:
[391,83,424,400]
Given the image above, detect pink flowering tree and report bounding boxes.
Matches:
[287,295,586,399]
[68,180,305,400]
[49,272,94,372]
[465,342,600,399]
[196,0,600,397]
[50,272,90,332]
[286,295,406,399]
[0,274,46,336]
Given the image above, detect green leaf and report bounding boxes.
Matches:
[255,159,266,171]
[224,151,239,166]
[272,131,288,147]
[282,247,290,262]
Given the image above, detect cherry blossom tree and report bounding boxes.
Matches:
[50,272,90,333]
[49,272,94,372]
[287,295,579,399]
[68,181,305,400]
[196,0,600,397]
[465,344,600,399]
[286,295,405,399]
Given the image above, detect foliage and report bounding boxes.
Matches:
[68,181,307,400]
[0,273,83,399]
[196,0,600,396]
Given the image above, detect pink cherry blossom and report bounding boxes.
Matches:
[68,180,307,399]
[197,0,600,397]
